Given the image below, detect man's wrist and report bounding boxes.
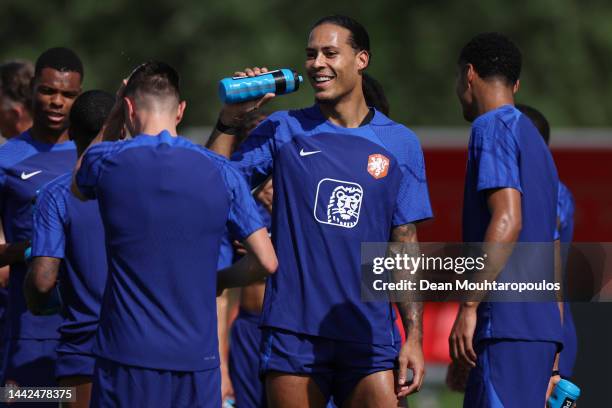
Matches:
[215,117,239,136]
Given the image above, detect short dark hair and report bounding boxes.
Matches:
[35,47,84,79]
[0,60,34,110]
[124,61,180,103]
[516,103,550,145]
[362,73,389,116]
[69,90,114,150]
[312,15,371,57]
[458,32,521,85]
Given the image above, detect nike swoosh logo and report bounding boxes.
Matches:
[20,170,42,180]
[299,148,321,157]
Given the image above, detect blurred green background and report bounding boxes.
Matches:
[2,0,611,128]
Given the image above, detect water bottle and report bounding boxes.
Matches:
[219,68,303,104]
[222,397,235,408]
[547,379,580,408]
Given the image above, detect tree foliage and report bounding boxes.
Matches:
[1,0,610,127]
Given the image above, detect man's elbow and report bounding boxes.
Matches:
[34,278,56,294]
[497,212,522,241]
[261,255,278,276]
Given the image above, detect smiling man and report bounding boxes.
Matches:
[0,47,81,394]
[208,15,432,407]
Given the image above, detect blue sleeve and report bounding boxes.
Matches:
[76,143,112,199]
[221,163,265,240]
[393,136,433,226]
[31,187,67,258]
[230,115,279,188]
[472,123,522,193]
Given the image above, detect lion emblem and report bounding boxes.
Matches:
[367,154,390,179]
[327,185,362,227]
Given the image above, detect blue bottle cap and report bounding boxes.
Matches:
[556,379,581,398]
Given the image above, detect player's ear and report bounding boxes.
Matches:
[466,64,476,87]
[176,100,187,125]
[123,96,136,132]
[512,79,520,94]
[125,97,137,121]
[356,50,369,72]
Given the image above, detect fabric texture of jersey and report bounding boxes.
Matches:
[31,172,108,358]
[0,131,76,341]
[76,131,263,371]
[232,106,432,345]
[462,105,562,345]
[463,339,556,408]
[557,181,576,377]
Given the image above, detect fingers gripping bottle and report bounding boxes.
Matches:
[219,69,303,104]
[547,379,580,408]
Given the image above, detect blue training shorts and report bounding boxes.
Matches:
[91,358,221,408]
[260,327,399,406]
[464,339,557,408]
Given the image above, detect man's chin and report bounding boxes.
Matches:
[42,121,68,133]
[314,92,338,105]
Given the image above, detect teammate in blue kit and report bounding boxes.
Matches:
[209,15,432,407]
[450,33,563,407]
[71,62,277,407]
[0,48,82,393]
[0,59,34,385]
[24,90,115,408]
[516,104,577,379]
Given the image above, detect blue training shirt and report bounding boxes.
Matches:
[31,172,108,355]
[76,131,264,371]
[462,104,563,344]
[0,131,76,340]
[231,106,432,345]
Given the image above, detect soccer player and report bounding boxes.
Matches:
[208,15,432,407]
[516,103,577,379]
[71,61,277,407]
[0,60,34,139]
[450,33,563,407]
[0,58,34,383]
[24,90,115,408]
[0,48,82,391]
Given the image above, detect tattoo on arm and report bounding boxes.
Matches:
[24,257,61,314]
[390,223,423,342]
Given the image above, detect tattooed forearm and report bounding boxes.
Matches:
[390,223,423,342]
[24,256,61,315]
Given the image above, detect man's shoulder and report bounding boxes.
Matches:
[0,132,39,170]
[37,172,72,202]
[369,114,423,163]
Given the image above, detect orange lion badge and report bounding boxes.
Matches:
[367,154,390,179]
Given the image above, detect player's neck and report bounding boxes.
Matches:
[318,90,370,128]
[138,121,178,137]
[475,86,514,117]
[29,124,69,144]
[16,117,33,135]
